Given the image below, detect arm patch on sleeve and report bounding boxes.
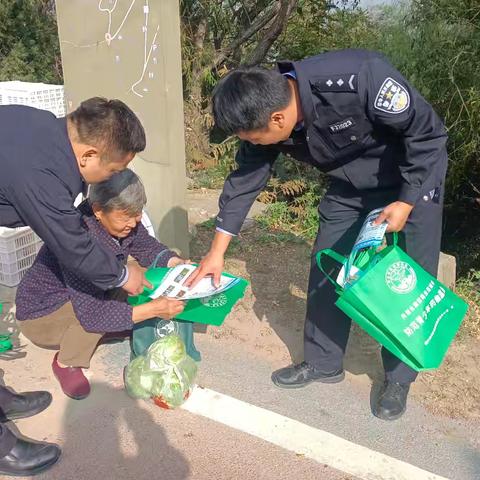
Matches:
[374,77,410,114]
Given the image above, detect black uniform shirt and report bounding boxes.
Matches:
[216,49,448,236]
[0,105,125,290]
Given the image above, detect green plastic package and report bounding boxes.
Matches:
[0,304,12,353]
[124,334,197,408]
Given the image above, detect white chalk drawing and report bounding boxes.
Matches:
[130,0,160,97]
[62,0,160,98]
[98,0,137,45]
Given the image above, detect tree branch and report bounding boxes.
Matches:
[213,2,280,68]
[245,0,298,66]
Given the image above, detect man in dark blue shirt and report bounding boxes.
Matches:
[0,97,149,476]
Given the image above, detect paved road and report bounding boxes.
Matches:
[1,282,479,479]
[191,335,480,480]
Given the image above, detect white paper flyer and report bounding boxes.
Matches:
[149,264,240,301]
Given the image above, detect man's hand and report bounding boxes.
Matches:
[184,230,232,288]
[122,263,152,295]
[374,201,414,232]
[184,250,225,288]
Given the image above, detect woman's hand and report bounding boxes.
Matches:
[132,297,185,323]
[149,297,185,319]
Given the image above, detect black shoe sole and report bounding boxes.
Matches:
[2,394,53,421]
[0,448,61,477]
[271,370,345,389]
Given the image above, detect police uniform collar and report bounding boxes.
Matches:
[277,60,315,130]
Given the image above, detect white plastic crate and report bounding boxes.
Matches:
[0,81,66,117]
[0,227,43,287]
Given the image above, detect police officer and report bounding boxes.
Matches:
[187,49,448,421]
[0,97,149,475]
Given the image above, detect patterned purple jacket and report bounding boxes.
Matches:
[15,202,176,333]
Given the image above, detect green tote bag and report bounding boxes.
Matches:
[316,234,468,371]
[128,267,248,327]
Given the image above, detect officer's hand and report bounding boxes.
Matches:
[374,201,414,232]
[184,251,224,288]
[122,263,153,295]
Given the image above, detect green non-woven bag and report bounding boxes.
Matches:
[316,234,469,371]
[131,318,202,361]
[128,267,248,326]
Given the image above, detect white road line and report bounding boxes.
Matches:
[182,387,449,480]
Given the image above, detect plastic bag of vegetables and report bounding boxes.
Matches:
[124,334,197,409]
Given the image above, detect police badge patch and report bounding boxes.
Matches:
[374,77,410,114]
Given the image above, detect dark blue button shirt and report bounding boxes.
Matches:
[0,105,126,290]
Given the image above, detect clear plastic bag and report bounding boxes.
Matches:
[124,334,197,408]
[124,355,151,400]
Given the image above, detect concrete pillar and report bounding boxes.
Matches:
[55,0,188,255]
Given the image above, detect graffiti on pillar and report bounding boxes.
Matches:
[61,0,161,99]
[98,0,159,97]
[56,0,184,166]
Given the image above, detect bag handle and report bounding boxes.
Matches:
[391,232,398,246]
[150,251,170,269]
[316,233,399,289]
[316,249,347,289]
[345,231,399,278]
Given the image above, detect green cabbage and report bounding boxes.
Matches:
[139,371,157,392]
[146,334,186,367]
[149,375,167,398]
[124,356,151,399]
[178,357,198,385]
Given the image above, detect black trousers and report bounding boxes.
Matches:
[304,179,444,384]
[0,386,16,457]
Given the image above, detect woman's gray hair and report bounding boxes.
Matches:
[89,168,147,215]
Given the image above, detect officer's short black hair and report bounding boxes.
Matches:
[212,66,292,135]
[68,97,146,159]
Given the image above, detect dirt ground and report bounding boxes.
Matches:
[190,222,480,421]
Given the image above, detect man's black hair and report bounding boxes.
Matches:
[212,66,292,135]
[68,97,146,157]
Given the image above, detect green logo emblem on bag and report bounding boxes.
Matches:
[385,261,417,294]
[200,294,228,308]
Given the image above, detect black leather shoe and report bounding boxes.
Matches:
[373,382,410,421]
[0,391,52,421]
[271,361,345,389]
[0,438,61,477]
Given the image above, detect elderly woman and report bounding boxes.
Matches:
[15,169,185,400]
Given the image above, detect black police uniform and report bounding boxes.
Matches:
[0,106,127,454]
[215,49,448,384]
